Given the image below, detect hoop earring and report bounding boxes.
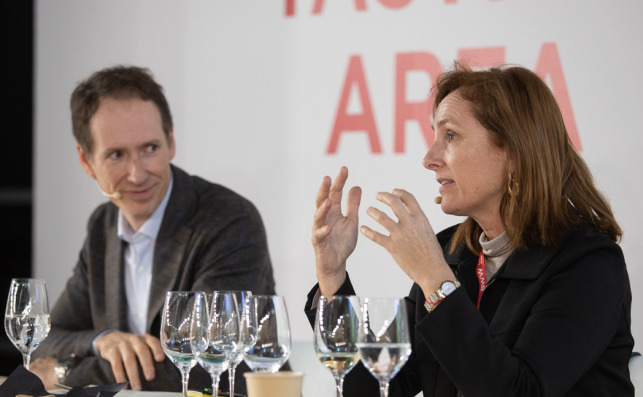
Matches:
[508,173,519,197]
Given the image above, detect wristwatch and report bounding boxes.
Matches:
[424,280,461,313]
[54,354,78,384]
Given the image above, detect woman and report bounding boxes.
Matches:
[305,64,634,396]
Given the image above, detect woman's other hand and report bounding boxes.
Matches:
[360,188,455,297]
[312,166,362,296]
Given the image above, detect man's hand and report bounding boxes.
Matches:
[30,357,58,390]
[95,331,165,391]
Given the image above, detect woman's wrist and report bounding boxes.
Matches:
[418,267,457,300]
[317,267,347,297]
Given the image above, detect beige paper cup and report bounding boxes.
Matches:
[244,371,304,397]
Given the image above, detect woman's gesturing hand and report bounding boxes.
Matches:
[312,166,362,296]
[360,188,455,296]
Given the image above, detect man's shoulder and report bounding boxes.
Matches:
[168,166,262,225]
[86,201,118,232]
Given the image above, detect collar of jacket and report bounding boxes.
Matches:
[438,221,607,282]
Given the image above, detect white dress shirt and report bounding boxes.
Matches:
[117,178,173,335]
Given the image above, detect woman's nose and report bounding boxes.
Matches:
[423,143,440,170]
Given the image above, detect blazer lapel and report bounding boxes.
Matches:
[104,219,128,330]
[146,166,196,332]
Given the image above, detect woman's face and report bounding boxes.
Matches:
[423,91,511,233]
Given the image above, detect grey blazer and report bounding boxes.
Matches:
[34,165,276,391]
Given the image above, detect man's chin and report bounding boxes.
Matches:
[119,204,156,224]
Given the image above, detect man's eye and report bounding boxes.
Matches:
[147,144,159,152]
[447,132,456,141]
[109,151,122,159]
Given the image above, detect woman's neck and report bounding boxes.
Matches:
[476,215,505,241]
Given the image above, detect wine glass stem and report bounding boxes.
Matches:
[228,364,237,397]
[334,374,345,397]
[22,353,31,370]
[379,380,390,397]
[181,368,190,397]
[211,373,221,397]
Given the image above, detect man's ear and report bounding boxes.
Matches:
[168,129,176,160]
[77,143,96,179]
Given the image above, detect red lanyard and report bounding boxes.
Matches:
[476,252,487,309]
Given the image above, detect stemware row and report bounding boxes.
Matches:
[2,280,409,397]
[161,291,291,397]
[314,296,411,397]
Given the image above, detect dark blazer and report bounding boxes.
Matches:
[305,222,634,396]
[35,165,276,392]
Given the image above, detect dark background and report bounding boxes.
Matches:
[0,1,35,374]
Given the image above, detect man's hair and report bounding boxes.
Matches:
[70,65,173,155]
[432,63,621,253]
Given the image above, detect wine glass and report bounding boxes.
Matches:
[4,278,50,370]
[161,291,199,397]
[224,290,252,397]
[315,295,361,397]
[190,291,239,397]
[357,297,412,397]
[243,295,291,372]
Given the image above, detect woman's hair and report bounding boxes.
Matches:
[432,63,621,253]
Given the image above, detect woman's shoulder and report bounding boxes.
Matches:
[561,221,622,256]
[558,222,625,271]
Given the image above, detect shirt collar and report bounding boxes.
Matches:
[479,231,512,259]
[117,177,174,242]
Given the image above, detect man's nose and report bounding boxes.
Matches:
[127,156,147,184]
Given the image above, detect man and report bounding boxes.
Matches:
[31,66,276,392]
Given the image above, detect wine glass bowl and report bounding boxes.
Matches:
[357,297,411,397]
[4,278,50,370]
[315,295,361,397]
[161,291,199,397]
[224,290,252,397]
[190,291,240,397]
[243,295,291,373]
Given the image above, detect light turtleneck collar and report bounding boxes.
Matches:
[479,231,513,279]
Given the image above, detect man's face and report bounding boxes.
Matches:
[78,97,175,231]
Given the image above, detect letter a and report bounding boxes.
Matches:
[313,0,367,14]
[327,55,382,154]
[535,42,582,150]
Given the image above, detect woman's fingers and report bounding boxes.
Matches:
[328,166,349,205]
[315,175,332,208]
[366,206,398,231]
[345,185,362,222]
[312,224,332,244]
[392,188,423,217]
[373,189,426,222]
[360,225,390,249]
[312,198,332,242]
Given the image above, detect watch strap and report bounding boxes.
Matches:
[424,280,461,313]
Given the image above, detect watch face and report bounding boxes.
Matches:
[441,281,457,295]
